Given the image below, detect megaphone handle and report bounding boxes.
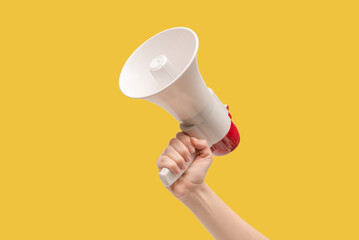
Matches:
[159,151,198,187]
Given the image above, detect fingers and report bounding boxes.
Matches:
[190,137,212,157]
[157,155,181,174]
[163,146,187,170]
[157,135,190,174]
[169,137,193,163]
[176,132,196,154]
[156,132,211,175]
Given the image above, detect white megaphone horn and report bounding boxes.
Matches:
[119,27,240,187]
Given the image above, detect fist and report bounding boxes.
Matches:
[157,132,213,199]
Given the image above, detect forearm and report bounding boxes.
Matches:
[179,183,268,240]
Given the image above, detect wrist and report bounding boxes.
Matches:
[177,182,210,204]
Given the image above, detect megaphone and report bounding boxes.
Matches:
[119,27,240,187]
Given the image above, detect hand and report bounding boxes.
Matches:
[156,132,213,200]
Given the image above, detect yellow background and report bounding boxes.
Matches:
[1,0,358,239]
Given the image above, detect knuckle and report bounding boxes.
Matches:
[169,138,177,145]
[177,132,190,142]
[168,161,176,167]
[176,132,184,138]
[169,161,178,170]
[175,156,185,164]
[181,147,191,156]
[158,156,166,165]
[163,146,172,154]
[164,154,173,162]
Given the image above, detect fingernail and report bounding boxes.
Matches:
[186,154,191,162]
[176,169,181,174]
[189,145,195,153]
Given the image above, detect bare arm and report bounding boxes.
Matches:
[180,183,267,240]
[156,132,268,240]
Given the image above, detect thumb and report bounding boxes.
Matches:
[190,137,212,158]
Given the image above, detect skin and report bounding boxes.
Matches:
[157,132,269,240]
